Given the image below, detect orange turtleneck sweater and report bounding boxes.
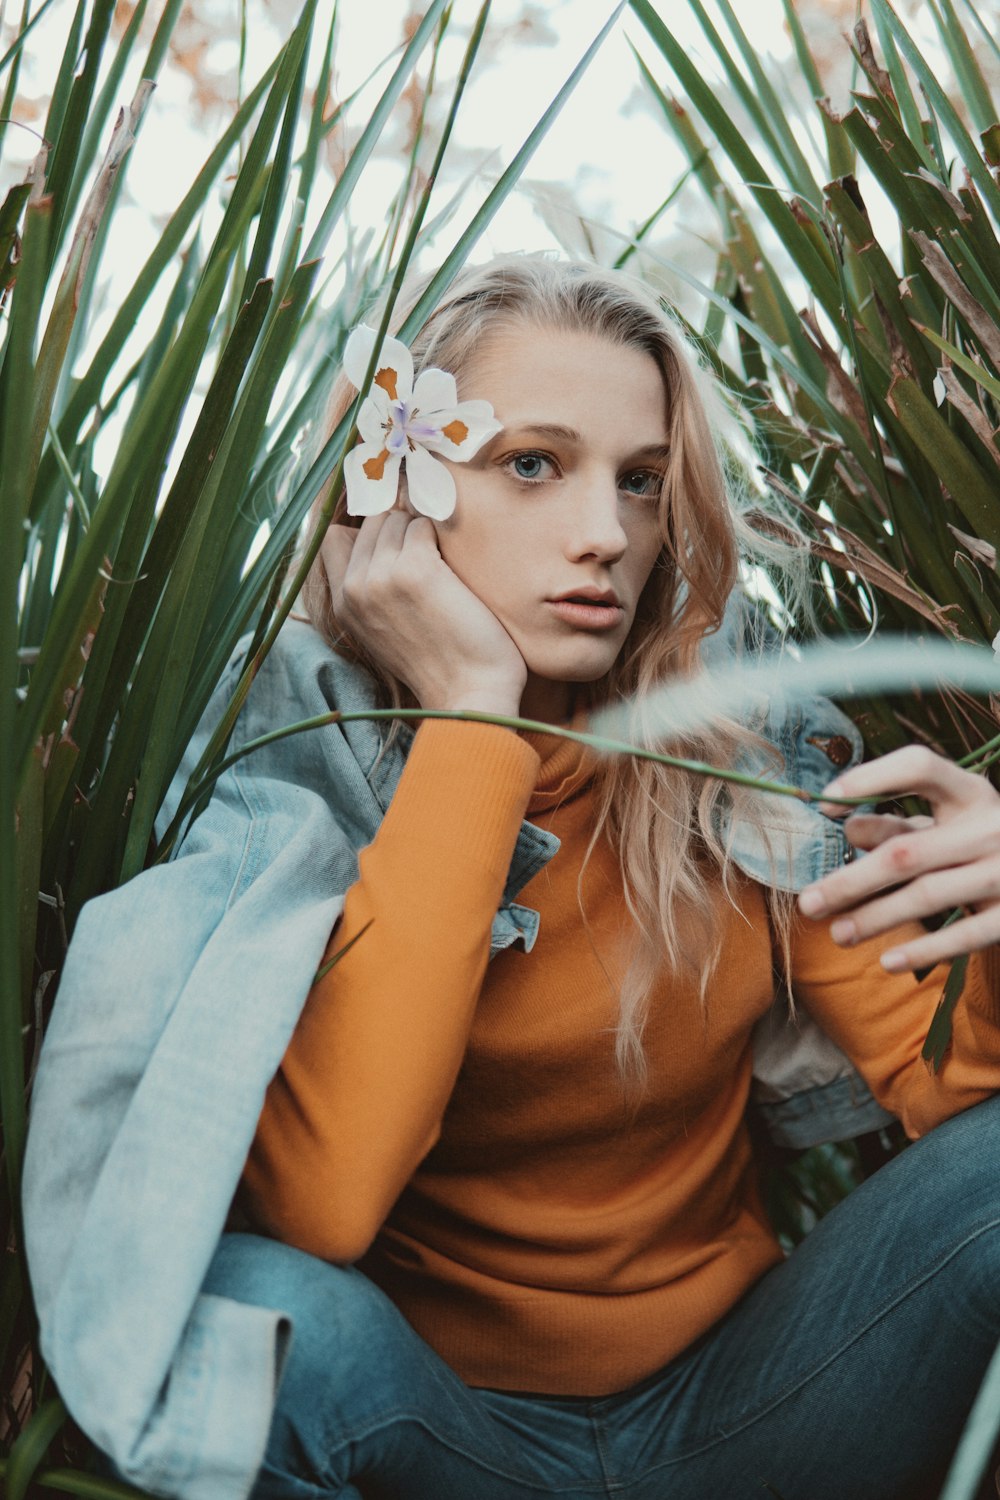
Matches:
[241,720,1000,1395]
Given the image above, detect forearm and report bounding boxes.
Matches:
[241,718,540,1262]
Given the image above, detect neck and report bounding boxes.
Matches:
[519,673,580,726]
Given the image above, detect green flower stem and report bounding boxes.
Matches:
[161,705,872,861]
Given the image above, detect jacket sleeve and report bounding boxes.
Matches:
[787,914,1000,1139]
[241,718,541,1264]
[21,641,361,1500]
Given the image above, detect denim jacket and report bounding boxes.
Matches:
[22,619,891,1500]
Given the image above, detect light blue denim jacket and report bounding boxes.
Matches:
[22,619,890,1500]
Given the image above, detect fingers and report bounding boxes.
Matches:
[319,524,358,592]
[801,814,1000,918]
[822,855,1000,946]
[879,907,1000,974]
[840,812,931,851]
[821,745,993,813]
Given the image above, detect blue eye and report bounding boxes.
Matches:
[620,469,662,499]
[506,452,555,483]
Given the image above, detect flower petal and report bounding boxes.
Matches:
[404,443,457,520]
[343,323,413,402]
[419,399,503,461]
[357,391,389,447]
[412,366,457,416]
[344,442,402,515]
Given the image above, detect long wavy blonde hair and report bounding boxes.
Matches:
[299,253,797,1093]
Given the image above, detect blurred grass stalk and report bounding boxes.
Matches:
[0,0,622,1488]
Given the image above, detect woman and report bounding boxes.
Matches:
[23,255,1000,1500]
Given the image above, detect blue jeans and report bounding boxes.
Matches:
[202,1095,1000,1500]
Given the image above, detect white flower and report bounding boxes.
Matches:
[341,324,503,520]
[993,629,1000,657]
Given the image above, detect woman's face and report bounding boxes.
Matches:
[433,321,670,723]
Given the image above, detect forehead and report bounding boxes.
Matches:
[457,322,670,447]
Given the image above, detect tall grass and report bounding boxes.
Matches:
[3,0,1000,1494]
[0,1,620,1489]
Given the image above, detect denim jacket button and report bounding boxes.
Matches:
[805,733,854,769]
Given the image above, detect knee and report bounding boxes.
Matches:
[202,1234,407,1396]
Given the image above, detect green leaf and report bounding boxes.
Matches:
[68,280,274,907]
[242,0,317,300]
[303,0,451,262]
[921,950,970,1070]
[18,172,266,790]
[699,0,821,202]
[916,322,1000,406]
[887,376,1000,548]
[0,1462,149,1499]
[4,1398,68,1500]
[780,0,855,178]
[927,0,996,136]
[629,0,843,325]
[43,0,117,264]
[167,0,625,848]
[33,51,284,521]
[868,0,1000,224]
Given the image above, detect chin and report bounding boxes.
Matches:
[521,644,623,685]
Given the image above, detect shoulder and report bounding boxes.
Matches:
[235,617,380,729]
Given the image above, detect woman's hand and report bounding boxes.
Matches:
[321,510,527,716]
[797,746,1000,972]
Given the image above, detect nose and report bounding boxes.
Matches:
[564,470,628,564]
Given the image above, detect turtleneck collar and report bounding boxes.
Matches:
[520,707,597,816]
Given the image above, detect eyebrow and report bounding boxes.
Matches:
[489,422,671,460]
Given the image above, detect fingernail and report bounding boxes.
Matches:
[798,889,825,916]
[830,918,856,945]
[881,949,906,972]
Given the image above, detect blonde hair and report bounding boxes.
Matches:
[299,253,796,1096]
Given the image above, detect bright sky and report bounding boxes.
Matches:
[0,0,963,455]
[3,0,883,272]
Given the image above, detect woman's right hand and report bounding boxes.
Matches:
[321,511,528,716]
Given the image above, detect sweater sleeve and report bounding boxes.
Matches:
[788,914,1000,1139]
[240,719,541,1263]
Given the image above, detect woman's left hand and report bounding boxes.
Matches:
[797,746,1000,973]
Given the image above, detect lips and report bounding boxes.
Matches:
[550,588,622,608]
[547,596,625,631]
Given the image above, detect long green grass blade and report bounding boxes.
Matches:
[0,0,59,159]
[64,0,187,366]
[0,0,57,78]
[18,171,267,783]
[629,0,842,325]
[43,0,116,264]
[707,0,821,200]
[921,950,970,1070]
[780,0,855,178]
[866,10,930,167]
[303,0,450,262]
[33,53,283,522]
[241,0,316,301]
[869,0,1000,222]
[0,1462,148,1499]
[927,0,995,134]
[39,0,85,168]
[4,1397,67,1500]
[956,0,1000,69]
[916,323,1000,406]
